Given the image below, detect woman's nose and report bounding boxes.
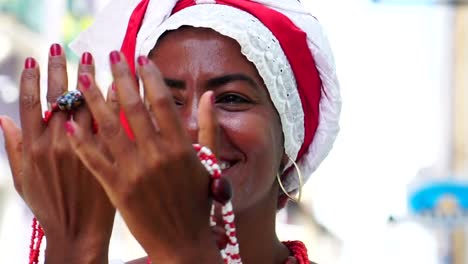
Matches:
[182,105,199,144]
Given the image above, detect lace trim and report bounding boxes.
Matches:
[273,1,342,192]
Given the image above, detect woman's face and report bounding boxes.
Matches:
[149,27,285,212]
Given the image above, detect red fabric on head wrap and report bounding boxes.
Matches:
[119,0,150,139]
[121,0,151,76]
[120,0,322,163]
[171,0,196,14]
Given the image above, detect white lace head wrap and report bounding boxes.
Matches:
[70,0,341,194]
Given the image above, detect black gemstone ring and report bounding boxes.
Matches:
[55,90,85,111]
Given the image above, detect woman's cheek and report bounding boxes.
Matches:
[218,112,280,209]
[219,111,273,153]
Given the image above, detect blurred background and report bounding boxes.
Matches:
[1,0,467,263]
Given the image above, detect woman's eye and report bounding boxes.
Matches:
[217,94,250,104]
[173,96,183,106]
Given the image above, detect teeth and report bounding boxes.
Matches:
[220,161,231,170]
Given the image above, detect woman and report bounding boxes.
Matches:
[0,0,341,263]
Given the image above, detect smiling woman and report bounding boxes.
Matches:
[0,0,341,263]
[150,28,286,216]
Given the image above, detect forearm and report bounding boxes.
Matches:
[168,243,223,264]
[44,237,110,264]
[146,235,223,264]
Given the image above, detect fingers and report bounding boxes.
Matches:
[74,105,93,132]
[137,55,185,142]
[110,52,157,147]
[198,91,219,157]
[78,52,95,78]
[106,83,119,115]
[74,52,96,132]
[47,44,69,127]
[77,72,136,161]
[20,57,44,146]
[65,120,116,195]
[47,43,68,104]
[0,116,24,196]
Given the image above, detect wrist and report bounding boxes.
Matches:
[44,235,110,264]
[147,230,223,264]
[171,243,223,264]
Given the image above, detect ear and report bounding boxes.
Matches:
[279,152,289,172]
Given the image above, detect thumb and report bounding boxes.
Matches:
[198,91,219,157]
[0,115,24,196]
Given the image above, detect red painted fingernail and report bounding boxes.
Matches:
[79,74,91,90]
[64,121,75,135]
[50,43,62,56]
[43,111,53,124]
[110,51,121,64]
[81,52,93,65]
[137,56,149,66]
[24,57,36,69]
[111,83,116,91]
[92,119,99,134]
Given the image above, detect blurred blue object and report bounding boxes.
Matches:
[405,179,468,228]
[409,179,468,213]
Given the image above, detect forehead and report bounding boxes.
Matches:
[149,27,261,76]
[151,26,241,54]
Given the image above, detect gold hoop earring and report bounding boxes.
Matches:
[276,157,303,203]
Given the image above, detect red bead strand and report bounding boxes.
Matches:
[283,241,309,264]
[28,217,44,264]
[28,218,37,263]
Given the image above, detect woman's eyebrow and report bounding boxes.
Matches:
[206,74,258,90]
[163,78,185,89]
[163,74,259,90]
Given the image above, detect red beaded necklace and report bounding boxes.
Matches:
[29,220,309,264]
[28,218,44,264]
[143,240,309,264]
[283,240,309,264]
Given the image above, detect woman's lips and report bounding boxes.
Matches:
[219,160,241,176]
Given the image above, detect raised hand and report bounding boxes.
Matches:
[66,51,223,263]
[1,44,115,264]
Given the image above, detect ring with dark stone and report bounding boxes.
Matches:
[56,90,85,111]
